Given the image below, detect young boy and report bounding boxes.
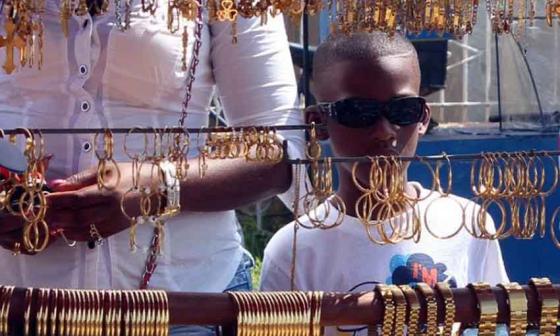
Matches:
[260,32,509,332]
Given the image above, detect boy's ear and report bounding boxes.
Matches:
[304,105,330,141]
[417,104,431,136]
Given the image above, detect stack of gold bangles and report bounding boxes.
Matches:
[229,291,323,336]
[0,287,169,336]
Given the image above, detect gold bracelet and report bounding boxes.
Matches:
[143,291,154,336]
[435,282,456,336]
[23,288,33,336]
[38,288,49,336]
[152,291,162,336]
[398,285,421,336]
[415,283,438,336]
[82,290,91,336]
[35,288,43,336]
[93,290,103,336]
[50,289,59,336]
[311,291,323,336]
[497,282,527,336]
[159,290,169,336]
[115,291,124,336]
[0,286,14,336]
[134,291,147,336]
[375,284,395,336]
[529,277,558,336]
[0,286,7,336]
[73,290,82,336]
[59,289,67,336]
[467,282,498,336]
[389,285,407,336]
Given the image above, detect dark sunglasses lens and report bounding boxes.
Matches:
[385,98,425,126]
[332,99,381,128]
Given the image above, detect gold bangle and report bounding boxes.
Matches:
[73,290,82,336]
[0,286,7,336]
[389,285,407,336]
[159,290,169,336]
[3,286,15,336]
[398,285,421,336]
[35,288,43,336]
[37,288,49,336]
[132,291,144,336]
[375,284,395,336]
[142,291,152,336]
[23,288,33,336]
[129,291,137,336]
[114,291,124,336]
[435,282,456,336]
[82,290,90,336]
[415,283,438,336]
[497,282,527,336]
[528,277,558,336]
[230,292,245,336]
[153,291,162,336]
[50,289,59,336]
[467,282,498,336]
[311,291,323,336]
[59,290,67,336]
[93,290,102,336]
[0,286,11,336]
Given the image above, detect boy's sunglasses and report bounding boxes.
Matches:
[317,96,427,128]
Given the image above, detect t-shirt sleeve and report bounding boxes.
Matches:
[480,239,509,285]
[260,223,297,291]
[209,14,307,210]
[260,256,292,291]
[470,212,510,284]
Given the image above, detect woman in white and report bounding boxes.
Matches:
[0,0,304,334]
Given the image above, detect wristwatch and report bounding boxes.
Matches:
[467,282,498,336]
[528,277,558,336]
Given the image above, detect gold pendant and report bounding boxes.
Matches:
[0,19,27,74]
[217,0,238,22]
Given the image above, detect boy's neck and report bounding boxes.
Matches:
[335,168,418,219]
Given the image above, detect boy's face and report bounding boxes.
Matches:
[311,54,429,160]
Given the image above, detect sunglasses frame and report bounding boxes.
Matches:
[317,96,427,128]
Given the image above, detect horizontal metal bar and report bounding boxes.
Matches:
[1,125,313,135]
[288,150,560,164]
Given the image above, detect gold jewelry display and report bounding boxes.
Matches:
[0,286,14,336]
[0,0,558,74]
[95,129,121,191]
[435,282,456,336]
[466,282,498,336]
[374,284,395,336]
[528,277,559,336]
[23,287,33,336]
[230,291,321,336]
[398,285,420,336]
[389,285,406,336]
[497,282,527,336]
[415,283,438,336]
[424,154,465,240]
[300,123,346,230]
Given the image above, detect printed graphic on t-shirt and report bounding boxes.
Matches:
[386,253,458,287]
[335,253,457,336]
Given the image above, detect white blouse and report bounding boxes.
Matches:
[0,0,305,292]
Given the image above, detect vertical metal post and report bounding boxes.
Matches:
[495,33,503,131]
[303,9,312,107]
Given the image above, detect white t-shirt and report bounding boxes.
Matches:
[0,4,304,291]
[261,182,509,336]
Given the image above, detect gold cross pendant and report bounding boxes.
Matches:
[0,19,27,74]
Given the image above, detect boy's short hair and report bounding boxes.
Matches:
[312,32,418,79]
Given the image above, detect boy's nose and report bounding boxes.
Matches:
[370,116,398,143]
